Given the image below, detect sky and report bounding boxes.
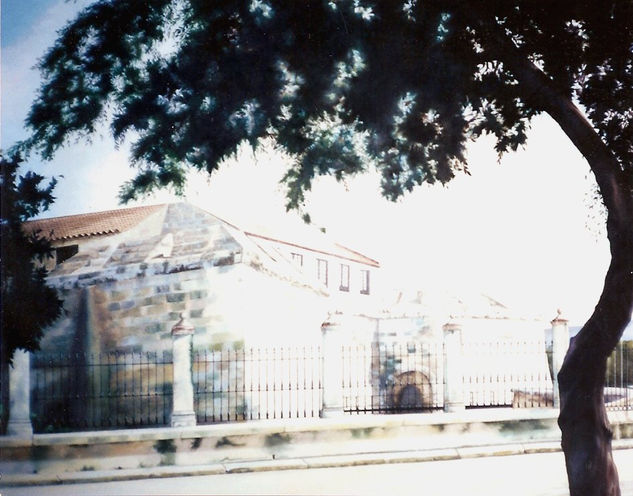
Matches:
[1,0,613,326]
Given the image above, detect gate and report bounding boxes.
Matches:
[342,341,444,414]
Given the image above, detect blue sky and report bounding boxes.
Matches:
[2,0,137,213]
[1,0,52,45]
[0,0,614,325]
[2,0,92,147]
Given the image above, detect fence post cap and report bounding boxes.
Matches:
[442,318,463,332]
[171,313,194,336]
[551,308,568,325]
[322,310,345,329]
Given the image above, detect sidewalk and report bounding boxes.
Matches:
[3,437,633,487]
[1,408,632,487]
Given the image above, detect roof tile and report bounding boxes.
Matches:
[24,204,166,241]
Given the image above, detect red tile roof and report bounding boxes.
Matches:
[24,204,166,242]
[23,202,379,267]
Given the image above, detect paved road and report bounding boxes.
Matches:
[4,449,633,496]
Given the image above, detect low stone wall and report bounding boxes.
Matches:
[1,409,631,480]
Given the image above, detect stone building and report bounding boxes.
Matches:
[25,202,381,355]
[20,203,555,428]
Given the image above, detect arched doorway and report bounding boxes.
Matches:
[391,370,434,412]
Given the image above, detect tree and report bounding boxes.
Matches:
[0,154,63,365]
[19,2,633,494]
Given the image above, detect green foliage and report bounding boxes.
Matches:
[21,1,632,209]
[0,154,63,363]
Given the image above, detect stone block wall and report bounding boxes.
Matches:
[41,266,248,354]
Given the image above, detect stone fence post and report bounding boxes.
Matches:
[443,321,465,413]
[7,349,33,437]
[170,315,196,427]
[321,313,344,418]
[551,309,570,409]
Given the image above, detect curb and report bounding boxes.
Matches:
[3,439,632,488]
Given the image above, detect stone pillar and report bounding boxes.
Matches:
[551,309,570,409]
[321,313,345,418]
[171,315,196,427]
[7,349,33,437]
[443,321,465,413]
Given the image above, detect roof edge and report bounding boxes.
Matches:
[245,232,380,268]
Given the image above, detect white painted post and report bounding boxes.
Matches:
[321,313,345,418]
[7,350,33,437]
[170,315,196,427]
[551,309,570,409]
[443,321,465,413]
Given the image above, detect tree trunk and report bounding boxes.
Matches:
[472,21,633,496]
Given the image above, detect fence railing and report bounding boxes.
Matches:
[31,351,173,433]
[193,347,323,423]
[341,339,555,413]
[605,340,633,411]
[462,340,554,409]
[4,338,631,434]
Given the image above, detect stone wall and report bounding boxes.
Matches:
[40,263,327,355]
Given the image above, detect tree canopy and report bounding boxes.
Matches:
[18,1,633,494]
[23,1,631,206]
[0,155,63,364]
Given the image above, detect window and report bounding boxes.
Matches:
[339,264,350,292]
[56,244,79,265]
[317,258,328,286]
[360,269,370,295]
[291,252,303,267]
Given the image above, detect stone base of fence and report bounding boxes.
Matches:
[320,406,347,418]
[170,411,196,428]
[2,409,632,481]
